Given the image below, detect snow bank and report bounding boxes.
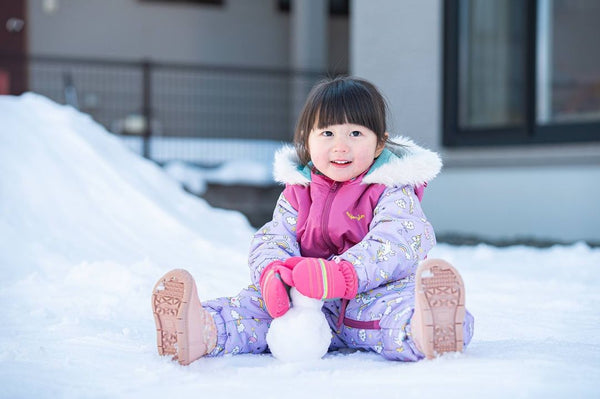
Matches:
[1,93,599,398]
[0,93,252,286]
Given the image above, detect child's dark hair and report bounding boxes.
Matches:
[293,76,390,165]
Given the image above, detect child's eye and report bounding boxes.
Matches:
[322,131,334,137]
[350,131,362,137]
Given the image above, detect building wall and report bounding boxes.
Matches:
[24,0,349,153]
[28,0,289,67]
[351,0,600,243]
[27,0,348,70]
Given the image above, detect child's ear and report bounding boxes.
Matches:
[375,132,389,157]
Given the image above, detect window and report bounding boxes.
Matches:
[443,0,600,146]
[277,0,349,16]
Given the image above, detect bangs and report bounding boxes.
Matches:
[312,79,386,134]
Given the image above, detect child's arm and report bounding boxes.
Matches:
[338,185,436,293]
[248,192,302,287]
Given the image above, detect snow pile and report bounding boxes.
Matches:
[266,288,332,362]
[0,93,253,285]
[1,93,599,398]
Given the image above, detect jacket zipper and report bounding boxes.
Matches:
[321,181,340,255]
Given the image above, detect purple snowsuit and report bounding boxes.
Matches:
[203,137,474,360]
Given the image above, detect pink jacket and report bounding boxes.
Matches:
[282,170,386,259]
[248,136,442,294]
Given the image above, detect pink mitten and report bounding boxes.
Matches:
[259,261,294,318]
[290,258,358,300]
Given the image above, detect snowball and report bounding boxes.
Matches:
[266,288,332,362]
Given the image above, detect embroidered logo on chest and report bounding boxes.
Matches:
[346,211,365,221]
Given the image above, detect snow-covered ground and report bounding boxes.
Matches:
[1,93,599,398]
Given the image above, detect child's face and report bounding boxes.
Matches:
[307,123,386,182]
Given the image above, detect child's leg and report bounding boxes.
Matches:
[151,269,218,365]
[333,279,425,361]
[332,262,474,361]
[152,270,273,363]
[202,285,272,356]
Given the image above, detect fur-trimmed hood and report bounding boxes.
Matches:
[273,136,442,187]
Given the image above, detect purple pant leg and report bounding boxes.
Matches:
[329,280,475,362]
[331,282,424,361]
[202,285,272,356]
[463,309,475,347]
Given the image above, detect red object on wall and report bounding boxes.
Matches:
[0,0,28,94]
[0,70,10,94]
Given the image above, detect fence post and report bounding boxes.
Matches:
[142,60,152,159]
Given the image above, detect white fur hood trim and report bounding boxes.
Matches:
[273,136,442,187]
[273,145,311,186]
[363,136,443,186]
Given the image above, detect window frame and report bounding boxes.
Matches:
[277,0,349,17]
[443,0,600,147]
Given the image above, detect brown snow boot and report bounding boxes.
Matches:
[411,259,466,359]
[151,269,217,365]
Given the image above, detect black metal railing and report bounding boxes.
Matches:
[1,53,343,164]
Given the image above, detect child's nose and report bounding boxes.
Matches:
[333,137,350,152]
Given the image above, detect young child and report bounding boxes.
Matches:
[151,76,474,365]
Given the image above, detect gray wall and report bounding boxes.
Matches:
[27,0,348,70]
[351,0,600,243]
[28,0,289,67]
